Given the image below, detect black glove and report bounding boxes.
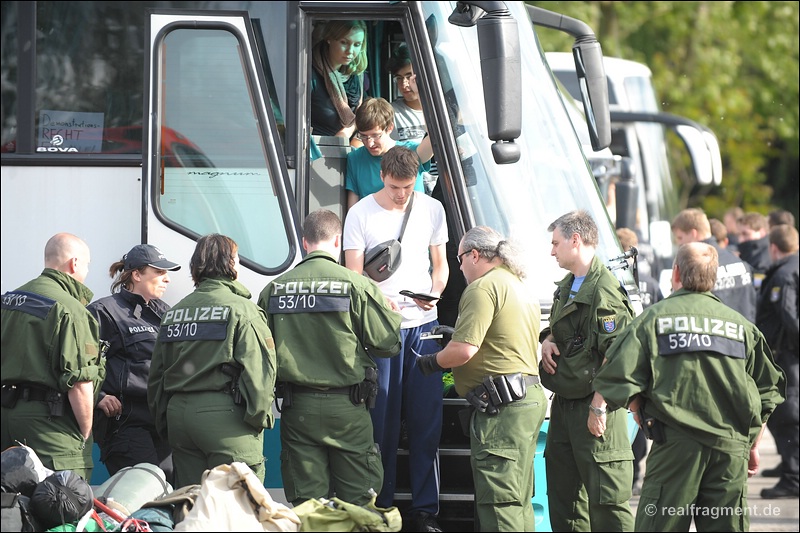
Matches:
[430,325,455,348]
[417,352,444,376]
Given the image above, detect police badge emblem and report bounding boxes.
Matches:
[770,286,781,302]
[602,316,617,333]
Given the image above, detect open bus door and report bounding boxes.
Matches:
[143,11,304,301]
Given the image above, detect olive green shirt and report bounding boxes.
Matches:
[451,265,541,397]
[148,278,277,436]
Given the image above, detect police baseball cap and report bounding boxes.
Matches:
[123,244,181,271]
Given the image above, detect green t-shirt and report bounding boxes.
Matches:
[451,265,541,397]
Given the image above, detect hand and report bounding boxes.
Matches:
[588,410,607,437]
[540,338,560,375]
[413,296,437,312]
[97,394,122,418]
[747,447,760,477]
[417,352,444,376]
[430,325,455,348]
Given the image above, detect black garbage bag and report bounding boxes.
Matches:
[1,445,53,497]
[29,471,93,530]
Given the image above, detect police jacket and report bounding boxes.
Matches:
[539,255,635,399]
[1,269,106,394]
[703,237,757,323]
[88,289,169,425]
[148,278,276,437]
[739,236,771,276]
[595,288,785,451]
[259,251,401,388]
[757,253,799,358]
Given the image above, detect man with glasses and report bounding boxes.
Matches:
[387,45,438,194]
[345,97,433,211]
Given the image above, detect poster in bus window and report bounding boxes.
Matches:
[37,110,104,153]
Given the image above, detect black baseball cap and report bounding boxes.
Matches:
[123,244,181,271]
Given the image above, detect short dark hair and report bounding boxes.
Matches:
[387,44,412,75]
[381,145,419,182]
[768,209,795,229]
[303,209,342,244]
[190,234,239,287]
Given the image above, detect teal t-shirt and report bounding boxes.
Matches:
[345,140,428,199]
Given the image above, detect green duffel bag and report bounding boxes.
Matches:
[292,491,401,532]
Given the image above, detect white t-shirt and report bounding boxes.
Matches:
[343,191,448,328]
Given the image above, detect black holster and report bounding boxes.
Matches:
[350,368,378,409]
[221,363,243,405]
[1,384,19,408]
[465,373,529,416]
[275,382,292,411]
[46,389,65,417]
[639,404,666,444]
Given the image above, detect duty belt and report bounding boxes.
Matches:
[19,384,55,402]
[293,385,351,395]
[465,373,539,415]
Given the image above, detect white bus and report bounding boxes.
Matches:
[2,2,639,529]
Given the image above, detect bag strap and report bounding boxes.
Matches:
[397,192,414,243]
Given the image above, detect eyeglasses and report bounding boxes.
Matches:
[394,73,414,83]
[457,250,472,265]
[356,131,384,143]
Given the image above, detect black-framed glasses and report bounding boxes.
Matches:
[356,131,384,143]
[394,73,414,83]
[457,250,472,265]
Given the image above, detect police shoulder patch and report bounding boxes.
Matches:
[602,316,617,333]
[770,286,781,302]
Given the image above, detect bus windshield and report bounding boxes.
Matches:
[422,2,632,308]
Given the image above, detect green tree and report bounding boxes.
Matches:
[531,1,799,223]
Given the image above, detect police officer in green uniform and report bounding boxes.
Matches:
[417,226,546,531]
[539,210,636,532]
[258,209,401,507]
[594,242,785,532]
[1,233,106,480]
[147,234,277,488]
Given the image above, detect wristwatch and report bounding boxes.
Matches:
[589,405,607,416]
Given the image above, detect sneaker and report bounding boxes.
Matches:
[405,511,443,532]
[761,483,800,499]
[760,466,782,477]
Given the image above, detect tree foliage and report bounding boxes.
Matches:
[531,1,799,222]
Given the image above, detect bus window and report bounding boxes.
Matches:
[155,26,292,271]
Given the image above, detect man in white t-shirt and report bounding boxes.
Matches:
[343,145,448,532]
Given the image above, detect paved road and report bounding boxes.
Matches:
[630,428,799,532]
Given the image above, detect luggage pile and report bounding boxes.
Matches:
[2,445,401,532]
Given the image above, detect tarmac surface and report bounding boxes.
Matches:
[629,428,799,532]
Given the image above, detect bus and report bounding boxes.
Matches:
[1,2,639,530]
[546,52,723,293]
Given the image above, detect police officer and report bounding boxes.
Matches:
[594,242,785,531]
[539,210,636,532]
[88,244,181,484]
[147,234,276,488]
[671,208,756,321]
[1,233,106,480]
[416,226,546,531]
[757,224,799,499]
[258,209,401,507]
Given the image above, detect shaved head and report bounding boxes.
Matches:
[44,233,91,283]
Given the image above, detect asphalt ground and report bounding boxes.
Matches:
[629,428,799,532]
